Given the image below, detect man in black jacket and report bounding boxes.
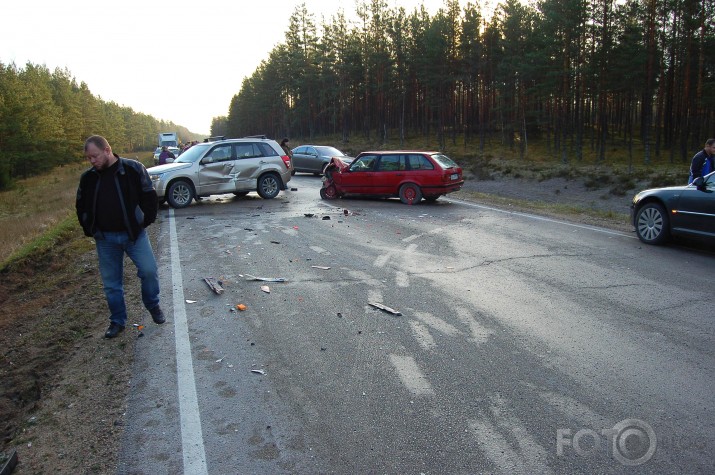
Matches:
[76,135,165,338]
[689,138,715,184]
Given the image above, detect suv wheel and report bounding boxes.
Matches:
[257,173,281,199]
[167,180,194,208]
[635,202,670,244]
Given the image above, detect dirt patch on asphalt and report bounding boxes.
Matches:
[456,170,638,234]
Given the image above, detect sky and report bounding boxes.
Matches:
[1,0,496,135]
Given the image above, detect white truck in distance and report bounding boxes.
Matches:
[158,132,178,148]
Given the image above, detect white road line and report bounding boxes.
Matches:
[388,354,435,396]
[402,234,421,243]
[455,307,494,345]
[169,209,208,475]
[445,197,634,238]
[374,252,391,267]
[395,271,410,287]
[414,312,461,337]
[409,321,437,350]
[368,288,383,303]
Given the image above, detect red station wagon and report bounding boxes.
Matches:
[320,151,464,204]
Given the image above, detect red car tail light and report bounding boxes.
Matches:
[443,169,461,182]
[280,155,292,170]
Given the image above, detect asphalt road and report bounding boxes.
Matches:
[118,175,714,474]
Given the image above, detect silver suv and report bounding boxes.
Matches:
[148,137,293,208]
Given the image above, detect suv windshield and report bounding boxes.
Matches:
[175,143,211,163]
[430,154,458,169]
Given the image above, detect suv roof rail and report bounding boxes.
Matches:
[203,135,226,143]
[243,134,268,139]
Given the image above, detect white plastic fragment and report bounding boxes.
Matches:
[245,274,286,282]
[369,302,402,316]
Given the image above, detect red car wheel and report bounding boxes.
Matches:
[320,184,339,200]
[399,183,422,205]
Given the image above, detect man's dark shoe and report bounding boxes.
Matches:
[104,322,125,339]
[149,306,166,324]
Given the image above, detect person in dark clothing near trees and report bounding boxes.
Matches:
[76,135,165,339]
[158,145,175,165]
[689,138,715,184]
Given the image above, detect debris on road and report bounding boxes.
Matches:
[244,275,286,283]
[304,213,315,217]
[291,187,298,191]
[204,277,225,295]
[251,369,266,375]
[369,302,402,316]
[261,285,270,293]
[270,240,281,244]
[311,266,331,270]
[235,304,248,311]
[132,323,145,338]
[322,216,331,220]
[185,300,197,304]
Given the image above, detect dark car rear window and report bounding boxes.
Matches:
[407,154,434,170]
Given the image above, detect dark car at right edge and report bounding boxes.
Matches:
[631,171,715,245]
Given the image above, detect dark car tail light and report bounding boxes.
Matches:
[280,155,292,170]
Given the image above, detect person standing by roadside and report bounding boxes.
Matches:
[689,139,715,184]
[158,145,175,165]
[280,137,293,159]
[280,138,294,174]
[76,135,165,338]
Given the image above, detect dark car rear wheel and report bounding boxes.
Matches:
[257,174,281,199]
[167,180,194,208]
[399,183,422,205]
[635,202,670,244]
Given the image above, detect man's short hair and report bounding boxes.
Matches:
[85,135,110,152]
[706,138,715,147]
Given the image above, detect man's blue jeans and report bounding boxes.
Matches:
[95,230,160,327]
